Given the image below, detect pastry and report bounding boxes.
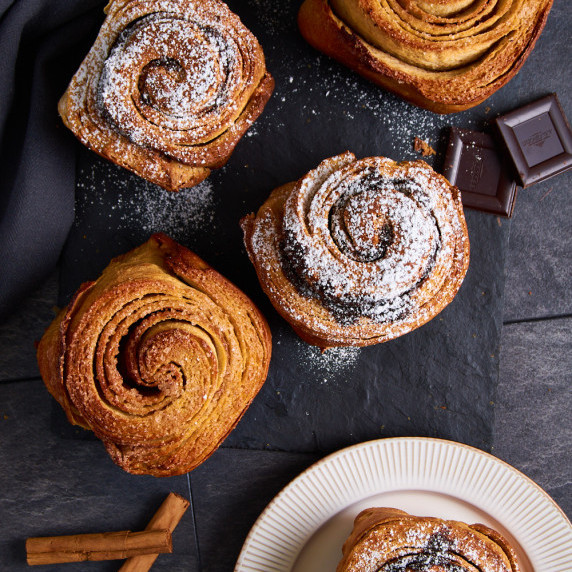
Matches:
[59,0,274,191]
[241,152,469,349]
[36,234,272,476]
[337,507,522,571]
[298,0,553,113]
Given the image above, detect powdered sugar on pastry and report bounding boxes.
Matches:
[242,152,469,348]
[59,0,274,191]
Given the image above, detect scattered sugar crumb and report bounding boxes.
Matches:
[294,340,362,378]
[75,159,217,242]
[413,137,436,157]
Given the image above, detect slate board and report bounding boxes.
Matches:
[58,0,514,453]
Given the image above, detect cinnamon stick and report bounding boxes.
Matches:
[119,492,190,572]
[26,529,172,566]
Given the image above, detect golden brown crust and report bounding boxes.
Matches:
[36,234,272,476]
[337,507,522,571]
[59,0,274,191]
[298,0,553,113]
[241,152,469,349]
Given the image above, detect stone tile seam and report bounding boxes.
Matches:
[187,472,203,571]
[0,375,42,385]
[503,313,572,326]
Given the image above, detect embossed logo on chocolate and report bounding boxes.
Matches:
[467,153,484,192]
[513,114,565,168]
[457,144,500,196]
[522,129,553,149]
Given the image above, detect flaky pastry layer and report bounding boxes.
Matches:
[241,152,469,349]
[59,0,274,190]
[338,507,522,571]
[298,0,553,113]
[37,234,272,476]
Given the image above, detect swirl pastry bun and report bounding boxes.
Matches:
[36,234,272,476]
[338,507,522,571]
[59,0,274,191]
[298,0,553,113]
[241,152,469,349]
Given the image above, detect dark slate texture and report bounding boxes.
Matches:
[190,449,319,572]
[0,380,199,572]
[61,154,508,452]
[494,318,572,518]
[224,210,508,454]
[502,176,572,321]
[0,272,57,382]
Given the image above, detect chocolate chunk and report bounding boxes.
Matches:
[443,127,518,218]
[495,94,572,187]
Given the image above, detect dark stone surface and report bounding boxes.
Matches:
[0,272,58,382]
[190,448,319,572]
[494,318,572,518]
[502,175,572,321]
[0,380,198,572]
[494,1,572,321]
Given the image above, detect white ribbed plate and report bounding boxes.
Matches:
[235,437,572,572]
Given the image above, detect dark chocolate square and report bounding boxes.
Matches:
[495,94,572,187]
[443,127,518,218]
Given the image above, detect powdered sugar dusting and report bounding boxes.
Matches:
[279,155,456,324]
[240,0,482,159]
[274,332,362,377]
[298,343,361,378]
[247,0,293,36]
[98,13,244,147]
[349,520,514,572]
[126,179,216,238]
[75,158,217,242]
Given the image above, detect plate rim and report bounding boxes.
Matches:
[235,436,572,572]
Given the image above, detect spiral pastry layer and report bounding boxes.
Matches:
[36,234,271,476]
[337,507,522,571]
[59,0,274,191]
[241,152,469,348]
[298,0,553,113]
